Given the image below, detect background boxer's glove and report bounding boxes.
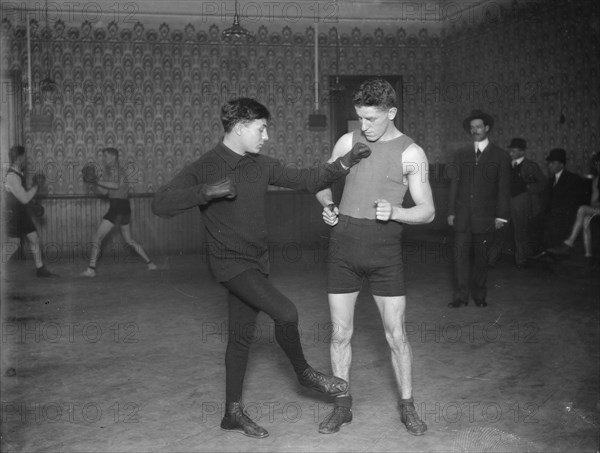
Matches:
[200,177,237,201]
[27,200,45,218]
[82,164,99,184]
[32,173,46,195]
[340,142,372,168]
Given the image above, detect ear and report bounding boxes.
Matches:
[387,107,398,121]
[234,122,244,136]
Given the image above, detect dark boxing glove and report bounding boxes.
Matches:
[200,177,237,201]
[28,200,45,218]
[32,173,46,195]
[82,164,99,184]
[340,142,372,168]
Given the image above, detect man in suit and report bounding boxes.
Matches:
[546,152,600,267]
[447,110,511,308]
[487,138,547,268]
[529,148,588,256]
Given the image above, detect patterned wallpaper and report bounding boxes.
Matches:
[441,0,599,175]
[2,19,442,195]
[2,0,598,195]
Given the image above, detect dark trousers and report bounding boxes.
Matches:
[528,209,577,254]
[221,268,309,405]
[488,193,532,265]
[453,230,494,302]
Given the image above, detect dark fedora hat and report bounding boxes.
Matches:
[463,110,494,133]
[545,148,567,164]
[507,138,527,150]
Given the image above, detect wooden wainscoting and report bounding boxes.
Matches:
[31,182,451,263]
[31,191,331,261]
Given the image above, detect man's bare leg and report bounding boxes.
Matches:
[319,292,358,434]
[373,295,427,436]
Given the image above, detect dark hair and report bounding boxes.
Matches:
[9,145,25,164]
[352,79,396,110]
[221,98,271,133]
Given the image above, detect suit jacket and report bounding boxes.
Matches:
[517,158,547,216]
[542,169,588,217]
[518,158,547,192]
[448,142,511,234]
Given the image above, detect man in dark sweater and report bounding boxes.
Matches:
[152,98,371,438]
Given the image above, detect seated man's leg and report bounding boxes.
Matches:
[547,206,598,257]
[582,208,600,259]
[373,295,427,436]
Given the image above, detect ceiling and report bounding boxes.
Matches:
[7,0,511,33]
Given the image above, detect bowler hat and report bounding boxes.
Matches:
[463,110,494,133]
[545,148,567,164]
[507,138,527,150]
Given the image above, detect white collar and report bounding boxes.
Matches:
[555,169,564,180]
[475,138,489,151]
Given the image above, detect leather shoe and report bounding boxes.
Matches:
[474,299,487,307]
[298,367,348,396]
[547,242,572,257]
[318,406,353,434]
[448,299,468,308]
[221,402,269,438]
[399,398,428,436]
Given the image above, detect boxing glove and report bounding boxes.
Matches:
[340,142,372,168]
[200,177,237,201]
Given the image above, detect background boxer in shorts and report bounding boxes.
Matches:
[81,147,156,277]
[3,145,56,277]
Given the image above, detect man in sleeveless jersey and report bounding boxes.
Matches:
[316,79,435,436]
[81,147,156,277]
[3,145,56,277]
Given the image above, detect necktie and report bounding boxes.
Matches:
[476,148,481,160]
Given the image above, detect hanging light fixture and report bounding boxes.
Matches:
[39,0,57,93]
[222,0,251,39]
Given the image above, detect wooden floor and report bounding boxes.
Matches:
[1,237,599,452]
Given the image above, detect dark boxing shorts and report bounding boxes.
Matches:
[327,215,405,297]
[5,205,36,238]
[103,198,131,225]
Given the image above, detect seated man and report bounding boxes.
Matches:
[547,151,600,270]
[528,148,588,257]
